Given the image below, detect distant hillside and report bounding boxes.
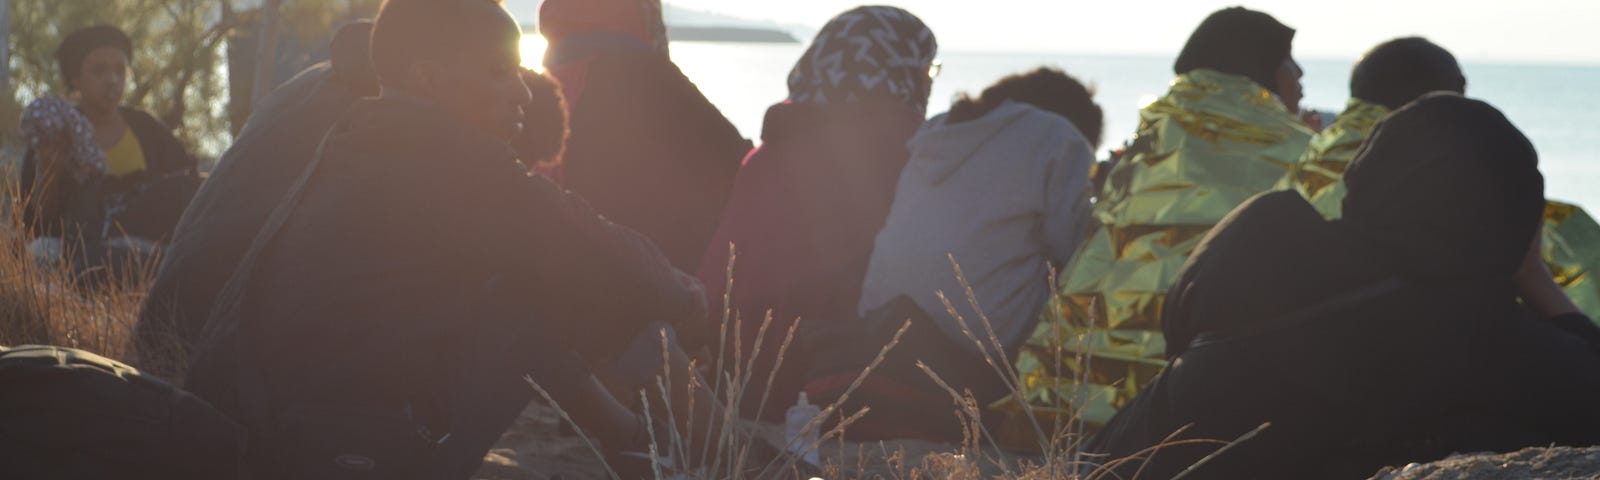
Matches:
[505,0,807,44]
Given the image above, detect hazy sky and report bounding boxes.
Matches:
[657,0,1600,64]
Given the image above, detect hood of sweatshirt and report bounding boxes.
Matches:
[906,100,1051,183]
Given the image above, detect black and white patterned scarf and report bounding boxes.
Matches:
[786,6,938,113]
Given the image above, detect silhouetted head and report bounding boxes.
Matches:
[1343,93,1542,279]
[538,0,668,53]
[788,6,938,113]
[947,67,1104,149]
[371,0,531,141]
[57,25,133,115]
[1350,37,1466,110]
[513,69,568,167]
[1174,7,1301,110]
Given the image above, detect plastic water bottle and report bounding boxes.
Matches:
[784,392,821,467]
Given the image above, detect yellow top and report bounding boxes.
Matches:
[104,129,147,177]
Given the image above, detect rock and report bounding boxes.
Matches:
[1373,447,1600,480]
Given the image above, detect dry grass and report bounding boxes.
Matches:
[0,172,175,376]
[0,170,1223,478]
[530,246,1229,479]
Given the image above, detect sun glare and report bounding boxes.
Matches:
[519,34,549,72]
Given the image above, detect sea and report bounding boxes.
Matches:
[521,37,1600,212]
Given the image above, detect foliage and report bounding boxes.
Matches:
[5,0,380,159]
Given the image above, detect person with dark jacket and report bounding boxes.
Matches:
[182,2,718,477]
[135,21,379,371]
[22,25,200,257]
[538,0,751,272]
[1085,94,1600,479]
[693,6,938,422]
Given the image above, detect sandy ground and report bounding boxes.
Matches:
[1373,447,1600,480]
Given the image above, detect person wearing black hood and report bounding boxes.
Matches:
[1024,6,1317,429]
[135,22,380,371]
[22,25,201,256]
[1084,94,1600,479]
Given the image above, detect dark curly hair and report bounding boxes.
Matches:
[513,69,568,167]
[1350,37,1465,110]
[946,67,1104,149]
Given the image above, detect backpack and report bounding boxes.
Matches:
[0,345,244,479]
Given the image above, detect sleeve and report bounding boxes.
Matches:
[1042,133,1096,264]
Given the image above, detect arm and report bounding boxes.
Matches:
[498,175,708,339]
[1042,135,1096,266]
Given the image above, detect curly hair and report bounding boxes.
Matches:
[946,67,1104,149]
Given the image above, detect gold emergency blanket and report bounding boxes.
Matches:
[1544,201,1600,319]
[1279,98,1390,216]
[1280,101,1600,321]
[1005,70,1314,430]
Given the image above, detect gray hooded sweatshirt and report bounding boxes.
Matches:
[857,100,1094,352]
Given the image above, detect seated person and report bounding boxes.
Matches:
[182,2,765,477]
[693,5,939,422]
[819,67,1103,442]
[1281,36,1600,321]
[22,26,200,258]
[1021,7,1317,429]
[137,21,379,371]
[1085,94,1600,479]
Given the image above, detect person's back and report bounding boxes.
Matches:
[1278,37,1600,322]
[539,0,751,272]
[137,23,378,368]
[693,6,938,421]
[862,68,1101,350]
[1021,7,1315,430]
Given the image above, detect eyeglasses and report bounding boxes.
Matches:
[928,59,943,79]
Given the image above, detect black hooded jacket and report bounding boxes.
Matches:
[1086,94,1600,479]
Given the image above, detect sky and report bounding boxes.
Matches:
[648,0,1600,64]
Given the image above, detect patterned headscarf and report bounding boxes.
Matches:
[20,96,107,183]
[787,6,937,113]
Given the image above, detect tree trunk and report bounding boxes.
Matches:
[1,0,11,92]
[250,0,284,108]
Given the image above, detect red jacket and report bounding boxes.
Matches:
[696,100,923,420]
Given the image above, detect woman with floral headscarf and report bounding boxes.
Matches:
[21,26,200,258]
[694,6,938,422]
[538,0,751,273]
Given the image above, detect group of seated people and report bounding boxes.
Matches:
[10,0,1600,478]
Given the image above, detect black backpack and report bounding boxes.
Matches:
[0,345,244,479]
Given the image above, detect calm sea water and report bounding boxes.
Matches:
[525,38,1600,211]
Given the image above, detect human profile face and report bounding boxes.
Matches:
[1275,56,1304,113]
[415,6,531,142]
[73,47,128,114]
